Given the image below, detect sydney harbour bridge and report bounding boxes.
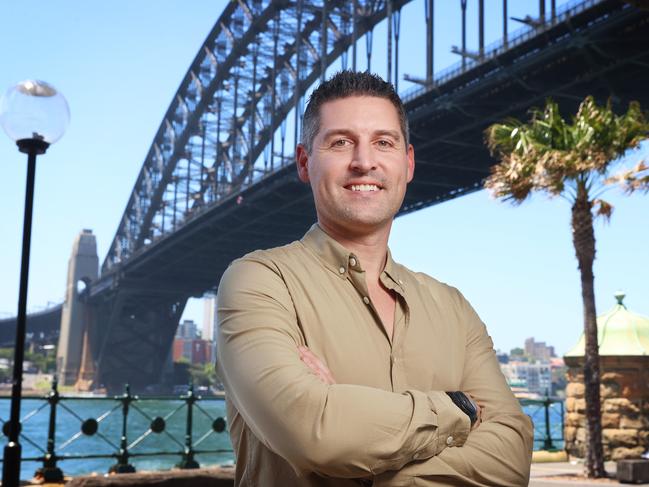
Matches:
[3,0,647,392]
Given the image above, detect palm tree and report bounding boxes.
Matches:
[612,159,649,193]
[484,96,648,478]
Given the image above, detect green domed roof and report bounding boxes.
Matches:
[565,292,649,357]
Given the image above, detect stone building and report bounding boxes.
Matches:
[525,337,556,362]
[563,292,649,460]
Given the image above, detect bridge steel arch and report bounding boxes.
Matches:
[82,0,649,392]
[90,0,416,391]
[104,0,410,274]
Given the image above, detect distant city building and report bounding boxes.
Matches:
[496,352,509,364]
[176,319,200,340]
[173,319,212,364]
[500,360,553,396]
[202,294,216,342]
[501,338,565,396]
[524,337,556,361]
[202,295,218,364]
[172,338,212,365]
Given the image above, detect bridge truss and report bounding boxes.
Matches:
[78,0,649,391]
[103,0,417,273]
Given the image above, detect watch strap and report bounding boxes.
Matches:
[446,391,478,426]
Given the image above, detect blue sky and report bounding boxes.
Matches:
[1,1,647,356]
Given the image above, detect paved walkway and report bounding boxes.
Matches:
[530,461,649,486]
[22,462,649,486]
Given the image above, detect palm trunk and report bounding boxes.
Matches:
[571,183,605,478]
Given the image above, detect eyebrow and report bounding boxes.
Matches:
[321,129,402,141]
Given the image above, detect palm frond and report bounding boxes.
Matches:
[592,198,614,222]
[485,96,649,204]
[608,160,649,194]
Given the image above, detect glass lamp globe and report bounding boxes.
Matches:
[0,80,70,146]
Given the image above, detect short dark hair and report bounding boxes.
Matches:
[300,70,409,153]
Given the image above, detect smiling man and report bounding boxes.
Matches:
[216,71,533,486]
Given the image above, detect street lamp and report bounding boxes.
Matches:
[0,80,69,486]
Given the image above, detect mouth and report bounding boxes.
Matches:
[345,183,382,192]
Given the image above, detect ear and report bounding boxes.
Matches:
[406,144,415,183]
[296,144,310,183]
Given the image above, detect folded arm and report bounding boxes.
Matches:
[216,257,470,478]
[374,290,534,486]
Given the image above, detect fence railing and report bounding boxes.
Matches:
[0,380,231,482]
[1,381,565,480]
[520,394,565,451]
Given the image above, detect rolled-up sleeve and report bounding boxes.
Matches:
[216,257,470,478]
[373,290,534,486]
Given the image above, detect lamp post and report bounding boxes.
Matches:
[0,80,69,486]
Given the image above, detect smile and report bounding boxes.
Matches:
[348,184,381,192]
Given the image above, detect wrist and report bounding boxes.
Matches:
[445,391,478,426]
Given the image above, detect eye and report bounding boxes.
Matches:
[332,138,351,147]
[376,139,394,148]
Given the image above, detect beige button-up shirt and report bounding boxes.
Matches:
[216,224,533,486]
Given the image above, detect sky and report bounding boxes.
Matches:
[0,1,647,357]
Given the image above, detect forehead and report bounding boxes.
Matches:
[317,96,401,133]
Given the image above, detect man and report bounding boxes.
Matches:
[216,71,533,486]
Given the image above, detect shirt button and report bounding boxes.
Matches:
[446,436,454,446]
[349,257,357,267]
[398,279,403,285]
[363,296,370,305]
[339,266,345,274]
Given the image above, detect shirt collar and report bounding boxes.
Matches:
[383,248,404,290]
[301,223,403,290]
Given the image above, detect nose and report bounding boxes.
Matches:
[349,141,376,173]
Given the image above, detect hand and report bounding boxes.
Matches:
[298,346,336,385]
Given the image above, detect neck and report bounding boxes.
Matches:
[318,219,392,283]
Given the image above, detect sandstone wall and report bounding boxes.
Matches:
[564,360,649,460]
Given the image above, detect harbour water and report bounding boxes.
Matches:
[0,397,232,481]
[0,398,563,480]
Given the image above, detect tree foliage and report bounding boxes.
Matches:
[509,347,525,357]
[485,96,648,478]
[189,362,219,388]
[0,347,57,375]
[485,96,648,209]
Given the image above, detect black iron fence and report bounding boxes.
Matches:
[0,382,565,481]
[520,395,565,451]
[0,380,231,481]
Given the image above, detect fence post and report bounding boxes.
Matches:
[177,383,199,469]
[559,401,566,442]
[542,390,555,450]
[34,378,64,482]
[109,384,136,473]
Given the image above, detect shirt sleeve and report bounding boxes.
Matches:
[216,256,470,478]
[373,289,534,486]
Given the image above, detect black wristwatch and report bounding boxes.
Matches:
[446,391,478,426]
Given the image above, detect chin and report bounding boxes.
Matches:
[342,213,394,231]
[319,204,398,232]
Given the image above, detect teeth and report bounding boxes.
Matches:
[350,184,379,192]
